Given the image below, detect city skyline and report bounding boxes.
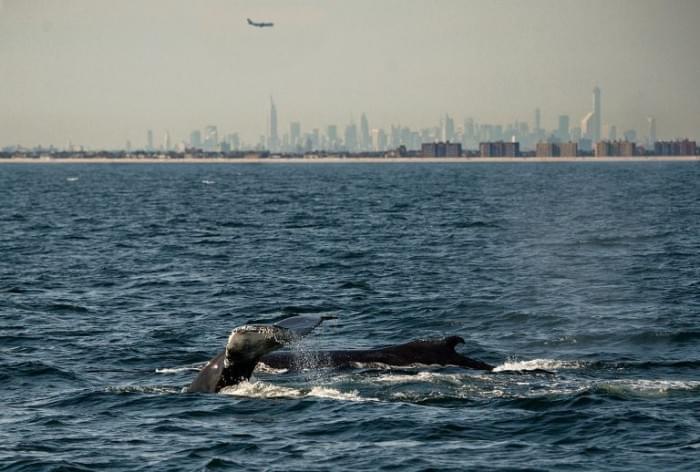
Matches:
[7,85,695,154]
[98,87,690,153]
[1,0,699,148]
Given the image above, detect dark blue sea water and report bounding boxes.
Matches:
[1,162,699,471]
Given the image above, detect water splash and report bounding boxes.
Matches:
[493,358,586,372]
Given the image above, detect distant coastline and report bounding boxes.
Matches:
[1,155,698,164]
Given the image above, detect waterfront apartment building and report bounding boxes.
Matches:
[480,141,520,157]
[421,141,462,157]
[654,139,696,156]
[595,140,636,157]
[536,142,579,157]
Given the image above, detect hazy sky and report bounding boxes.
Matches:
[1,0,699,148]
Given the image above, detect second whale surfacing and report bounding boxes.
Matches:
[186,315,494,393]
[260,336,494,371]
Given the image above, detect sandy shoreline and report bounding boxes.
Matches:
[1,156,698,164]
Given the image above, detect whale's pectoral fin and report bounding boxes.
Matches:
[185,351,225,393]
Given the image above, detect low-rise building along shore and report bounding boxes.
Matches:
[654,139,696,156]
[1,138,698,163]
[536,142,579,157]
[595,140,637,157]
[479,142,520,157]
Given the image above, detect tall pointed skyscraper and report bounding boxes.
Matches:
[647,116,657,147]
[581,86,602,143]
[592,86,601,143]
[268,97,279,152]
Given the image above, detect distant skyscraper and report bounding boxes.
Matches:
[557,115,570,141]
[461,119,477,149]
[442,114,455,142]
[204,125,218,151]
[390,125,401,148]
[534,108,541,133]
[163,131,171,151]
[592,86,601,142]
[360,113,370,152]
[370,128,380,151]
[146,129,154,151]
[609,125,617,141]
[371,128,387,152]
[647,116,657,147]
[268,97,279,152]
[345,123,358,152]
[225,133,240,151]
[326,125,338,150]
[581,86,602,142]
[290,122,301,150]
[310,128,320,151]
[190,130,202,149]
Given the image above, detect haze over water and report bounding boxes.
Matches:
[2,162,699,470]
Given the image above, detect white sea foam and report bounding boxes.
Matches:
[596,379,700,396]
[155,366,202,374]
[66,177,79,182]
[219,381,377,402]
[201,180,215,185]
[493,359,585,372]
[307,386,376,402]
[373,371,466,385]
[220,381,302,399]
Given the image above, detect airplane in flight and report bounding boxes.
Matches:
[247,18,274,28]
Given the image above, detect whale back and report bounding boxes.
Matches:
[260,336,494,371]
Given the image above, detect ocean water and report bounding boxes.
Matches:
[1,162,699,471]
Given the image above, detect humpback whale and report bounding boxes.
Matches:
[187,316,494,393]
